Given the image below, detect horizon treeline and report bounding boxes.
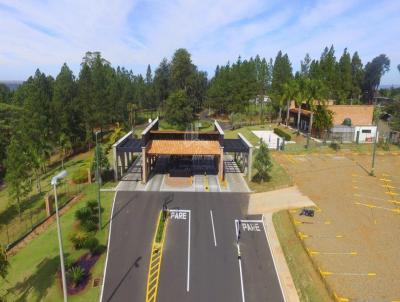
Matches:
[0,46,394,185]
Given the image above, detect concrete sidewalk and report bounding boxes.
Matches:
[248,186,316,302]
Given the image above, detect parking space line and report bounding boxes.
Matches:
[169,209,191,292]
[210,210,217,247]
[234,220,246,302]
[307,248,357,256]
[354,201,400,214]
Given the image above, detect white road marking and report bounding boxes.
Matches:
[261,215,287,302]
[210,210,217,247]
[187,210,191,292]
[235,220,246,302]
[170,209,191,292]
[99,190,119,302]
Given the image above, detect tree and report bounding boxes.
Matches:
[253,141,272,183]
[145,64,153,85]
[351,52,364,101]
[165,90,193,128]
[305,79,326,136]
[170,48,195,91]
[52,63,78,145]
[91,144,110,179]
[5,136,32,219]
[0,83,11,103]
[59,133,72,170]
[338,48,352,103]
[154,58,171,108]
[282,80,299,125]
[319,46,339,100]
[362,54,390,103]
[300,53,312,77]
[0,245,8,280]
[271,51,293,98]
[398,64,400,73]
[313,105,334,138]
[294,76,308,132]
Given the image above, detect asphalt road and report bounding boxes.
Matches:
[101,191,284,302]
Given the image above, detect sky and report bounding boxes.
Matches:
[0,0,399,85]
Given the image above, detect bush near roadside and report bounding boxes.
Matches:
[71,168,88,184]
[66,199,104,292]
[274,127,291,141]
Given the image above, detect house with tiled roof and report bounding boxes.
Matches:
[287,101,377,143]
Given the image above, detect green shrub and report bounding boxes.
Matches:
[378,140,390,151]
[64,257,74,271]
[69,230,89,249]
[84,236,100,254]
[75,207,91,221]
[274,128,291,141]
[330,141,341,151]
[71,168,88,184]
[75,200,101,232]
[81,219,98,232]
[67,265,86,287]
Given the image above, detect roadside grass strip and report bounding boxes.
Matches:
[146,211,168,302]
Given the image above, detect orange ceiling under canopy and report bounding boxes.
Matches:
[147,140,221,156]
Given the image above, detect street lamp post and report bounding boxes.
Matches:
[51,170,68,302]
[95,131,102,230]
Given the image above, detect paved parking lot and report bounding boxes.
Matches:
[101,191,284,302]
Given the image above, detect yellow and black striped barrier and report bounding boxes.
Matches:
[146,211,168,302]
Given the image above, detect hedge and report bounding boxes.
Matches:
[274,128,291,141]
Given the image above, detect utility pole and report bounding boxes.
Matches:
[95,131,102,230]
[370,111,379,176]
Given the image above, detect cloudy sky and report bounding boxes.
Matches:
[0,0,399,85]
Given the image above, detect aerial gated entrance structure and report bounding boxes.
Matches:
[112,118,253,183]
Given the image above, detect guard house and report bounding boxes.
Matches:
[112,117,253,184]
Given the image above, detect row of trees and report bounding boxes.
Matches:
[0,47,397,207]
[0,49,208,213]
[206,46,392,116]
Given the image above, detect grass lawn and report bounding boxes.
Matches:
[0,150,94,247]
[224,124,274,146]
[273,210,333,302]
[247,153,293,193]
[0,184,114,302]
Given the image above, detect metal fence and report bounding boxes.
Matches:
[0,183,84,250]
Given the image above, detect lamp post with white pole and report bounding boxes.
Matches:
[51,170,68,302]
[95,131,102,230]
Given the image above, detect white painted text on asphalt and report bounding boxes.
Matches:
[242,223,261,232]
[171,211,187,220]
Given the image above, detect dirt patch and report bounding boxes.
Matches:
[275,152,400,301]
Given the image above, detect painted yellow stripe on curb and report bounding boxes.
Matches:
[146,211,168,302]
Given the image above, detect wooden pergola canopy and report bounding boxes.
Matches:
[147,140,221,156]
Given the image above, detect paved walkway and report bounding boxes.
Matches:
[248,186,316,302]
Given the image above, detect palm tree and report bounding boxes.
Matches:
[305,79,326,137]
[294,77,308,133]
[282,80,299,126]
